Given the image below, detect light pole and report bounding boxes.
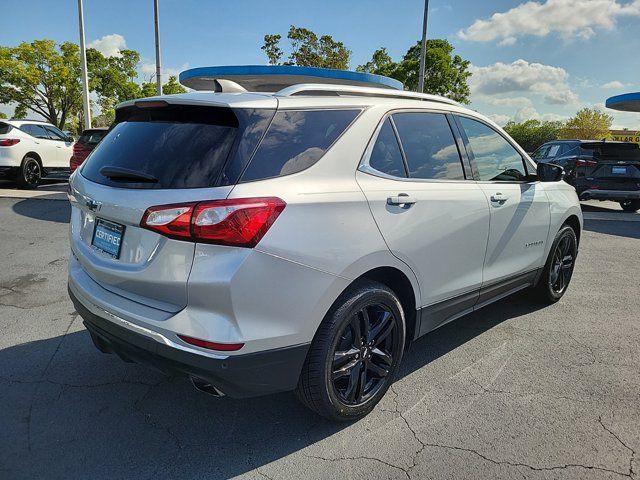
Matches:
[417,0,430,93]
[77,0,91,129]
[154,0,162,96]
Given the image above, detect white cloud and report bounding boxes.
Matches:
[459,0,640,44]
[513,106,567,123]
[488,113,512,126]
[602,80,626,89]
[469,59,578,105]
[88,34,127,58]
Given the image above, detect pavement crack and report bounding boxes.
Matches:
[389,384,426,477]
[418,441,632,478]
[302,452,410,479]
[26,312,77,451]
[255,468,274,480]
[599,415,636,478]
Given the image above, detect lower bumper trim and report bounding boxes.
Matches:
[70,288,310,398]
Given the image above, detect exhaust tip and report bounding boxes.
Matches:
[190,377,226,397]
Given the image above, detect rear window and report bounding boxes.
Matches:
[0,123,12,134]
[78,130,107,146]
[240,109,360,182]
[581,143,640,162]
[81,105,273,189]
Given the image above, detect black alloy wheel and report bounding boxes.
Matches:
[532,225,577,303]
[548,233,576,296]
[296,280,406,421]
[331,303,397,405]
[18,156,41,189]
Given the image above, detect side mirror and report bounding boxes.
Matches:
[537,162,564,182]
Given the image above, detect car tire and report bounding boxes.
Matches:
[531,225,578,304]
[17,156,42,189]
[296,280,406,421]
[619,200,640,213]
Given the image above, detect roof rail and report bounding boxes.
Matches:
[275,83,461,106]
[9,118,50,123]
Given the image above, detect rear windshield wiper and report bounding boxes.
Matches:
[99,166,158,183]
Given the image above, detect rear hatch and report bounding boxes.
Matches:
[69,100,276,312]
[579,142,640,191]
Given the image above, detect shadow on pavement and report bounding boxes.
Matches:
[2,290,545,478]
[11,198,70,223]
[583,219,640,240]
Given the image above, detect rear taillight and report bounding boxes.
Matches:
[576,158,597,167]
[177,334,244,352]
[0,138,20,146]
[140,197,286,248]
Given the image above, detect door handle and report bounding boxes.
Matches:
[490,193,509,203]
[387,193,416,207]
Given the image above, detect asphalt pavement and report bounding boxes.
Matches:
[1,188,639,479]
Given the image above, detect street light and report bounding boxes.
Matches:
[154,0,162,96]
[417,0,430,93]
[77,0,91,129]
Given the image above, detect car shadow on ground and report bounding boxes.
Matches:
[583,219,640,239]
[3,290,546,478]
[11,198,70,223]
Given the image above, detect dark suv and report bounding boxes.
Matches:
[532,140,640,212]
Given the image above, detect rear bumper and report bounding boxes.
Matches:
[579,189,640,201]
[70,286,310,398]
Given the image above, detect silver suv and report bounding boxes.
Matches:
[68,80,582,421]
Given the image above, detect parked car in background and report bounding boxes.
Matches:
[70,128,108,172]
[532,140,640,212]
[0,119,74,188]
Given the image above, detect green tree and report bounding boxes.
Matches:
[0,40,146,129]
[139,82,158,98]
[0,111,6,119]
[504,119,564,152]
[559,108,613,140]
[357,39,472,103]
[162,76,186,95]
[87,47,142,114]
[0,40,82,128]
[261,26,350,69]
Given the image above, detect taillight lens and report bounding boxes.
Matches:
[0,138,20,146]
[576,158,597,167]
[140,197,285,247]
[140,202,196,240]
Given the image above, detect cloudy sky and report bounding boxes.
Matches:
[1,0,639,128]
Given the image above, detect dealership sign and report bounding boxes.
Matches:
[610,130,640,143]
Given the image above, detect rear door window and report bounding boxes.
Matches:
[391,112,465,180]
[368,118,407,177]
[21,124,49,138]
[240,109,360,182]
[81,105,272,189]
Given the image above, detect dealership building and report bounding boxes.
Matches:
[606,92,640,143]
